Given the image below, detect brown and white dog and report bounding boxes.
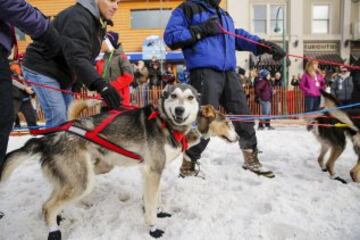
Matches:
[0,84,238,240]
[310,91,360,183]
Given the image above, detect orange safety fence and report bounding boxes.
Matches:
[23,86,306,124]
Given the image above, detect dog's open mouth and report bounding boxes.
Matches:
[173,114,189,124]
[221,135,238,143]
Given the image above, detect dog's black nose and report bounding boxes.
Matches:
[175,107,185,116]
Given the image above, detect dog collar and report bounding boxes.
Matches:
[148,111,189,152]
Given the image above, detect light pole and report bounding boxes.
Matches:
[274,6,287,88]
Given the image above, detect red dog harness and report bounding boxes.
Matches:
[30,109,189,161]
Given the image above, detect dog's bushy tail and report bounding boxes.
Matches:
[68,99,100,121]
[0,138,43,182]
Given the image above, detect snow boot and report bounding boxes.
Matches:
[242,149,275,178]
[179,155,200,178]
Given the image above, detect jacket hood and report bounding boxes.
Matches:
[77,0,100,19]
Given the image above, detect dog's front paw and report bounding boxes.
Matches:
[48,230,61,240]
[149,226,164,238]
[157,211,172,218]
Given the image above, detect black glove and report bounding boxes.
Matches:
[255,96,260,104]
[257,40,286,61]
[189,16,221,41]
[33,24,62,58]
[91,79,122,109]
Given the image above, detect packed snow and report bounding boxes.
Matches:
[1,126,359,240]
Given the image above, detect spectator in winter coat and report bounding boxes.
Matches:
[22,0,122,128]
[290,75,300,87]
[299,60,326,112]
[148,56,162,88]
[10,62,38,127]
[351,58,360,105]
[96,31,134,108]
[0,0,61,188]
[164,0,285,178]
[331,66,353,106]
[255,69,274,130]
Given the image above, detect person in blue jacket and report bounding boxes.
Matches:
[0,0,61,222]
[164,0,285,178]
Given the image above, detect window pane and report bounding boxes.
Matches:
[312,20,329,33]
[253,5,266,20]
[270,5,284,20]
[131,9,172,29]
[254,20,266,33]
[271,20,283,33]
[313,5,329,19]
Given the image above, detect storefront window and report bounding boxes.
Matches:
[253,4,286,34]
[270,5,284,34]
[131,9,171,29]
[253,5,267,33]
[312,5,329,34]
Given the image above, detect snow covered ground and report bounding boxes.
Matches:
[1,126,360,240]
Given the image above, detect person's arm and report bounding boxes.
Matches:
[12,79,26,90]
[299,74,309,93]
[235,28,285,61]
[330,77,337,95]
[60,14,121,109]
[164,4,221,50]
[0,0,49,38]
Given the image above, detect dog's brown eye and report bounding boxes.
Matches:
[188,96,194,100]
[171,94,177,99]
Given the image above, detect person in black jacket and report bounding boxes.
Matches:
[23,0,122,127]
[0,0,61,224]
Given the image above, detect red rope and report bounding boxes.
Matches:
[218,25,360,70]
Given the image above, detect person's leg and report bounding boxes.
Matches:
[262,101,273,129]
[13,100,22,127]
[180,68,224,177]
[304,96,312,112]
[223,71,274,177]
[20,100,38,127]
[22,67,67,127]
[0,46,14,169]
[63,88,74,113]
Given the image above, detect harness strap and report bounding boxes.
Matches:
[147,111,188,152]
[30,111,143,161]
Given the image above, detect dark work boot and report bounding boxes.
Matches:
[242,149,275,178]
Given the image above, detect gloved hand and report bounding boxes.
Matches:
[257,40,286,61]
[91,79,123,109]
[189,16,222,41]
[255,96,260,104]
[33,24,62,58]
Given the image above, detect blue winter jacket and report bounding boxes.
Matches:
[0,0,49,55]
[164,0,261,71]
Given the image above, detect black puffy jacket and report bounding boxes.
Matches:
[23,1,107,90]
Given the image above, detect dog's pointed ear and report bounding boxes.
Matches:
[200,105,216,120]
[161,85,170,99]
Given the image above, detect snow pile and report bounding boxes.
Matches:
[1,127,359,240]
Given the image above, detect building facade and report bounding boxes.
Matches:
[228,0,358,83]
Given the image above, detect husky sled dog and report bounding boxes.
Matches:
[0,84,238,239]
[310,91,360,183]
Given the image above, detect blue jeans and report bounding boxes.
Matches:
[304,96,321,113]
[259,100,271,127]
[22,67,73,127]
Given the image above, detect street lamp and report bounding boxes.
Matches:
[274,6,287,88]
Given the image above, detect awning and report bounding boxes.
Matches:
[304,53,344,65]
[250,53,291,68]
[126,51,184,62]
